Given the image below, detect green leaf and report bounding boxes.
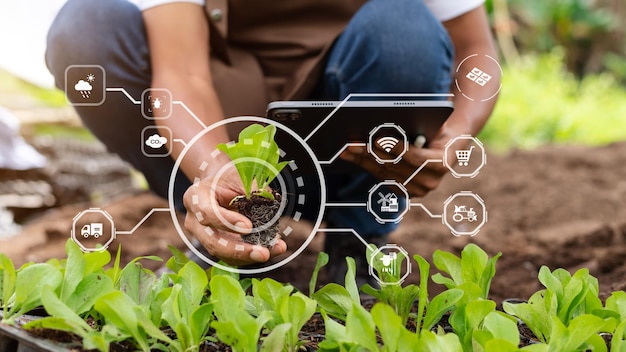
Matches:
[165,245,190,273]
[422,288,463,332]
[260,323,291,352]
[216,124,290,198]
[175,261,208,312]
[312,283,354,321]
[104,244,123,286]
[371,303,402,351]
[60,239,86,303]
[559,314,608,351]
[414,254,430,332]
[0,253,16,315]
[503,291,552,343]
[482,311,520,346]
[279,292,317,349]
[83,248,111,275]
[417,330,463,352]
[119,261,158,307]
[67,272,114,314]
[27,286,91,333]
[189,303,213,347]
[309,252,329,296]
[346,304,378,352]
[95,291,146,351]
[344,257,360,304]
[7,263,62,321]
[432,250,463,287]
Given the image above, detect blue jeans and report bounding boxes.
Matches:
[46,0,453,239]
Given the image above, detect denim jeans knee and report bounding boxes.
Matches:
[321,0,454,98]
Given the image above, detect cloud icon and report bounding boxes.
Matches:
[145,134,168,149]
[74,80,93,91]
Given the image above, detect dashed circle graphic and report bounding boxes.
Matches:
[167,116,325,274]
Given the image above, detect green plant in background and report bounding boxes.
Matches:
[217,124,289,200]
[479,51,626,151]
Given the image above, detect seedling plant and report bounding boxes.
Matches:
[216,123,290,248]
[3,240,626,351]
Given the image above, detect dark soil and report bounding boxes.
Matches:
[232,191,282,248]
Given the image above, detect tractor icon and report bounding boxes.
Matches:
[81,223,103,238]
[452,205,477,222]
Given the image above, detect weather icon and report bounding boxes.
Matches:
[145,134,168,149]
[74,76,94,98]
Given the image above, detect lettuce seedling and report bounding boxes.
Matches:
[432,243,501,302]
[211,274,280,352]
[503,266,607,344]
[361,245,420,326]
[311,256,361,322]
[217,123,289,200]
[217,123,290,247]
[251,277,317,351]
[0,253,16,319]
[1,262,62,324]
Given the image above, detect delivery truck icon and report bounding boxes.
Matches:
[81,223,103,238]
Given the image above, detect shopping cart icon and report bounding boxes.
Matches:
[455,146,475,166]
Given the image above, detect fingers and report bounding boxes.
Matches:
[185,214,287,266]
[183,180,252,234]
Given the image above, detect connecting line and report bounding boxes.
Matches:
[304,96,350,142]
[319,143,367,165]
[105,88,141,104]
[173,138,187,147]
[116,208,170,235]
[325,202,367,207]
[317,228,369,247]
[173,101,207,129]
[409,203,442,218]
[402,159,442,186]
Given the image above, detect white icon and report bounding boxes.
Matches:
[81,223,103,238]
[378,192,399,213]
[380,252,398,276]
[146,94,169,114]
[466,67,492,87]
[452,205,477,222]
[74,74,96,98]
[455,146,474,166]
[145,134,168,149]
[152,98,162,110]
[376,136,399,153]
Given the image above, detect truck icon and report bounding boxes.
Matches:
[81,223,103,238]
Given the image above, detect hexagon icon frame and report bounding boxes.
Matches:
[367,123,408,164]
[443,134,486,178]
[367,180,410,224]
[71,208,116,252]
[368,244,412,286]
[442,191,487,237]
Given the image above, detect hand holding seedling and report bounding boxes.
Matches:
[182,124,288,265]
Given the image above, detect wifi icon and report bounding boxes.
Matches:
[376,136,400,153]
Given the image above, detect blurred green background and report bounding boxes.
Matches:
[480,0,626,151]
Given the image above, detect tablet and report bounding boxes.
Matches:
[266,100,453,171]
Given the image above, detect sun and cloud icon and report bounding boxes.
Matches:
[145,134,168,149]
[74,73,96,98]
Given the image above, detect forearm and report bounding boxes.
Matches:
[443,5,500,142]
[152,72,232,181]
[143,3,231,181]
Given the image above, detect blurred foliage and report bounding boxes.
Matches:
[478,50,626,151]
[486,0,626,82]
[0,69,66,108]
